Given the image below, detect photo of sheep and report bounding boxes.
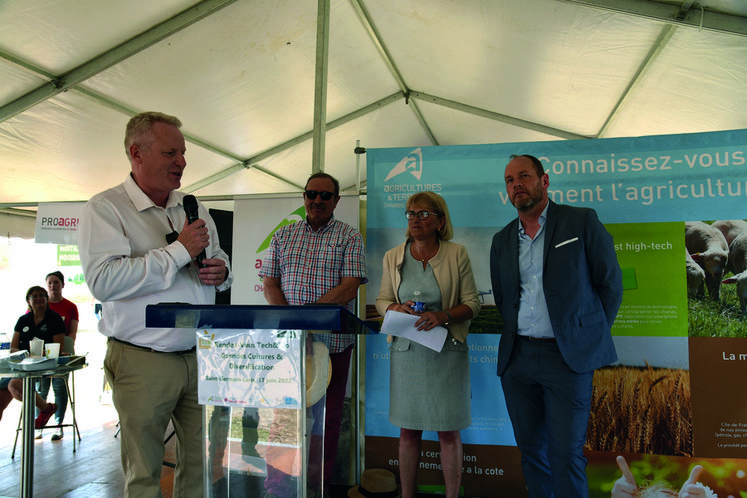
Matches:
[686,220,747,337]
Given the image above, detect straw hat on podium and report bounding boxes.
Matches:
[306,341,332,407]
[348,468,400,498]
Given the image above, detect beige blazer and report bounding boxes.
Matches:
[375,240,481,343]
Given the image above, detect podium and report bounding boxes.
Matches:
[145,304,378,498]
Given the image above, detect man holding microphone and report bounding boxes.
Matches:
[78,111,231,497]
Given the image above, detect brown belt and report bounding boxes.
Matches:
[109,337,196,355]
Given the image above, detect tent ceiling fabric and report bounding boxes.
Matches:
[0,0,746,208]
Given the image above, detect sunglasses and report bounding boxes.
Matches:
[405,210,440,220]
[304,190,336,201]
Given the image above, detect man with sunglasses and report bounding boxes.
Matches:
[260,172,367,497]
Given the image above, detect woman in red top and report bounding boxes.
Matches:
[36,271,79,440]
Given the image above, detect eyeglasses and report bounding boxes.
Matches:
[405,210,440,220]
[28,294,46,299]
[304,190,336,201]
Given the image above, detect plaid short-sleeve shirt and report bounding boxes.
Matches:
[259,217,367,352]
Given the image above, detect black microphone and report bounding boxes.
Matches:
[182,194,206,268]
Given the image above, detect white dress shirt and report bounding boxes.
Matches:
[78,175,232,351]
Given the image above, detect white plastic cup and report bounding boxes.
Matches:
[44,343,60,359]
[29,338,44,357]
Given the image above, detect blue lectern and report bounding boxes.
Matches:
[145,304,377,498]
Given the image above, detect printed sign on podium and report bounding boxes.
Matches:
[197,329,303,408]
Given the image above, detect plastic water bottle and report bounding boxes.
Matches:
[412,291,425,313]
[0,333,10,351]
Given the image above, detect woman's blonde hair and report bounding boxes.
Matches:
[405,191,454,241]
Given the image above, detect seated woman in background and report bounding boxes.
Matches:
[0,286,64,429]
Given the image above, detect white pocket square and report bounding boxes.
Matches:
[555,237,578,248]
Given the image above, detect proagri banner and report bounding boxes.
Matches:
[35,202,83,244]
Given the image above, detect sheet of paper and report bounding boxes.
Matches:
[381,310,447,352]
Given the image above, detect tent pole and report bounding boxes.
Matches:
[312,0,331,174]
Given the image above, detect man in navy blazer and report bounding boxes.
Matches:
[490,154,623,498]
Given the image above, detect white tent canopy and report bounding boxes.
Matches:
[1,0,746,218]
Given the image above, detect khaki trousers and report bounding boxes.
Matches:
[105,339,203,498]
